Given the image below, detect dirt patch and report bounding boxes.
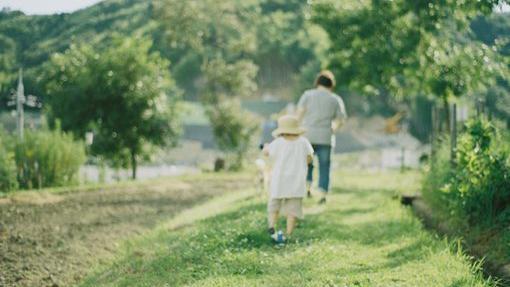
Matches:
[0,175,252,287]
[9,193,64,205]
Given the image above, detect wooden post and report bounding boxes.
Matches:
[450,103,457,167]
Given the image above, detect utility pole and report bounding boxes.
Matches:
[16,69,25,140]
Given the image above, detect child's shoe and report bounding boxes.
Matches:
[271,230,286,244]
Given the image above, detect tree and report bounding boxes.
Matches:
[206,100,259,170]
[201,58,260,170]
[0,34,16,108]
[155,0,329,99]
[312,0,509,129]
[416,31,506,129]
[472,13,510,126]
[42,37,180,179]
[156,0,261,169]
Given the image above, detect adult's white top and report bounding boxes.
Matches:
[266,136,314,199]
[298,88,347,145]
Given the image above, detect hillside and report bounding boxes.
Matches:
[0,0,324,108]
[0,0,155,101]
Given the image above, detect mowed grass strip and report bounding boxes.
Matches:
[80,171,496,287]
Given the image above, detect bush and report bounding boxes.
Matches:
[15,128,86,189]
[423,118,510,226]
[206,100,259,171]
[0,128,18,193]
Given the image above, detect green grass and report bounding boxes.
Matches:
[80,170,496,287]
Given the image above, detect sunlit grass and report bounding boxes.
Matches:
[80,170,495,287]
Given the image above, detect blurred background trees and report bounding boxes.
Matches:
[0,127,17,192]
[0,0,510,188]
[312,0,508,134]
[41,37,180,179]
[0,0,508,111]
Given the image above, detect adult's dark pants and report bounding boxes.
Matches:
[306,144,332,193]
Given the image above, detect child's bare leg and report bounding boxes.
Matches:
[268,211,279,229]
[286,215,297,236]
[306,181,312,197]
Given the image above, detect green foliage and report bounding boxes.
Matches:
[0,127,17,192]
[422,140,454,209]
[14,128,86,189]
[157,0,266,169]
[485,84,510,126]
[201,59,259,170]
[0,1,154,105]
[417,33,506,104]
[206,100,259,170]
[1,0,509,119]
[311,0,508,116]
[41,37,181,179]
[470,14,510,126]
[201,59,259,104]
[451,119,510,224]
[423,118,510,226]
[0,0,327,106]
[155,0,327,99]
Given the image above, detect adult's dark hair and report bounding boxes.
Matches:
[314,70,336,89]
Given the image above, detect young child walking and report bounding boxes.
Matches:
[264,115,314,243]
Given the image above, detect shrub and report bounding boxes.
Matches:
[451,119,510,224]
[206,100,259,171]
[0,128,18,193]
[423,118,510,226]
[14,128,86,189]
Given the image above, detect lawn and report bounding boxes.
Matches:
[80,170,496,287]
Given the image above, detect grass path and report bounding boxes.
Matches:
[81,171,496,287]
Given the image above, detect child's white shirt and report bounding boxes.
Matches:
[266,136,314,199]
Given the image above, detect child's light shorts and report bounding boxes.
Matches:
[268,198,304,219]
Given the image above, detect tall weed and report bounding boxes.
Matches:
[15,128,86,189]
[0,128,18,193]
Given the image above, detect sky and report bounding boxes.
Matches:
[0,0,103,15]
[497,3,510,12]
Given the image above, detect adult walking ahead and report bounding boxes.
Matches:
[297,70,347,204]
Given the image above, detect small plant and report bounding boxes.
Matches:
[0,128,18,193]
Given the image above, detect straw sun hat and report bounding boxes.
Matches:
[272,115,306,137]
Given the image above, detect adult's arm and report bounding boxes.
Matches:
[332,95,347,132]
[296,91,308,122]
